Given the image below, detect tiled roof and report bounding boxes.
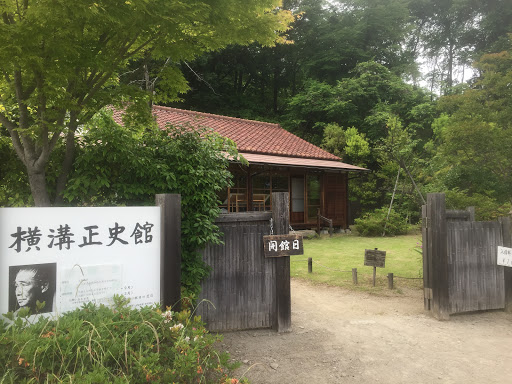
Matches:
[112,105,367,171]
[154,105,342,161]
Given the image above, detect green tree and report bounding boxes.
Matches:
[0,0,293,206]
[377,116,428,220]
[411,0,512,94]
[171,0,419,121]
[321,123,370,165]
[283,61,435,217]
[300,0,416,83]
[430,46,512,218]
[283,61,432,145]
[475,0,512,54]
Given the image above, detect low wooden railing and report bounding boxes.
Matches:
[316,208,333,237]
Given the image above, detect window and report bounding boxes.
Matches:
[307,174,321,222]
[252,174,270,211]
[219,173,247,213]
[251,174,289,211]
[291,177,304,213]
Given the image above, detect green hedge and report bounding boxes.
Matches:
[0,297,243,383]
[354,207,408,237]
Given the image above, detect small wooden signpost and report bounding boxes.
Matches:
[263,234,304,257]
[364,248,386,287]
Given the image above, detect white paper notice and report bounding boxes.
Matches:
[497,246,512,267]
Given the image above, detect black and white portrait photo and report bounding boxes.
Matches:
[9,263,57,314]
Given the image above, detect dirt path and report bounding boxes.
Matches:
[221,279,512,384]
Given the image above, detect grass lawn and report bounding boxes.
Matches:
[290,232,424,293]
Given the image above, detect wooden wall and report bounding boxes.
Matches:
[423,193,512,319]
[447,221,505,313]
[196,212,275,331]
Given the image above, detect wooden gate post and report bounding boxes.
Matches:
[272,192,292,332]
[156,194,182,311]
[422,205,431,310]
[499,216,512,313]
[427,193,450,320]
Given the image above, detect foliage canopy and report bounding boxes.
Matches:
[0,0,293,206]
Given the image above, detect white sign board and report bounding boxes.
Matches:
[497,246,512,267]
[0,207,161,319]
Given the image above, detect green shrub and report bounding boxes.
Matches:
[63,110,242,299]
[444,189,511,221]
[354,207,408,237]
[0,297,241,383]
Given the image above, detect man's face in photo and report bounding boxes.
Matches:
[14,269,41,308]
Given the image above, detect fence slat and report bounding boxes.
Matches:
[273,192,292,333]
[427,193,450,320]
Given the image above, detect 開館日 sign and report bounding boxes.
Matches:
[263,234,303,257]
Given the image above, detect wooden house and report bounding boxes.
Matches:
[117,105,368,229]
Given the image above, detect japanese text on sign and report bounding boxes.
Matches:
[8,222,154,253]
[497,246,512,267]
[263,234,304,257]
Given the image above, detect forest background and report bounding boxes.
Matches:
[155,0,512,224]
[1,0,511,222]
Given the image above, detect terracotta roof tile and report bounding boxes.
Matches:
[150,105,340,161]
[112,105,367,171]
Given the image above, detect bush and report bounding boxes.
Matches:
[0,297,242,383]
[63,110,242,299]
[354,207,408,237]
[444,189,511,221]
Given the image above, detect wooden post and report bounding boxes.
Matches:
[388,273,394,289]
[499,216,512,313]
[352,268,358,285]
[317,208,321,235]
[272,192,292,332]
[422,204,431,310]
[427,193,450,320]
[308,257,313,274]
[372,247,377,287]
[155,194,181,311]
[467,206,475,222]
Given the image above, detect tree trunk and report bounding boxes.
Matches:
[273,64,279,113]
[446,40,454,91]
[54,114,79,206]
[28,168,51,207]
